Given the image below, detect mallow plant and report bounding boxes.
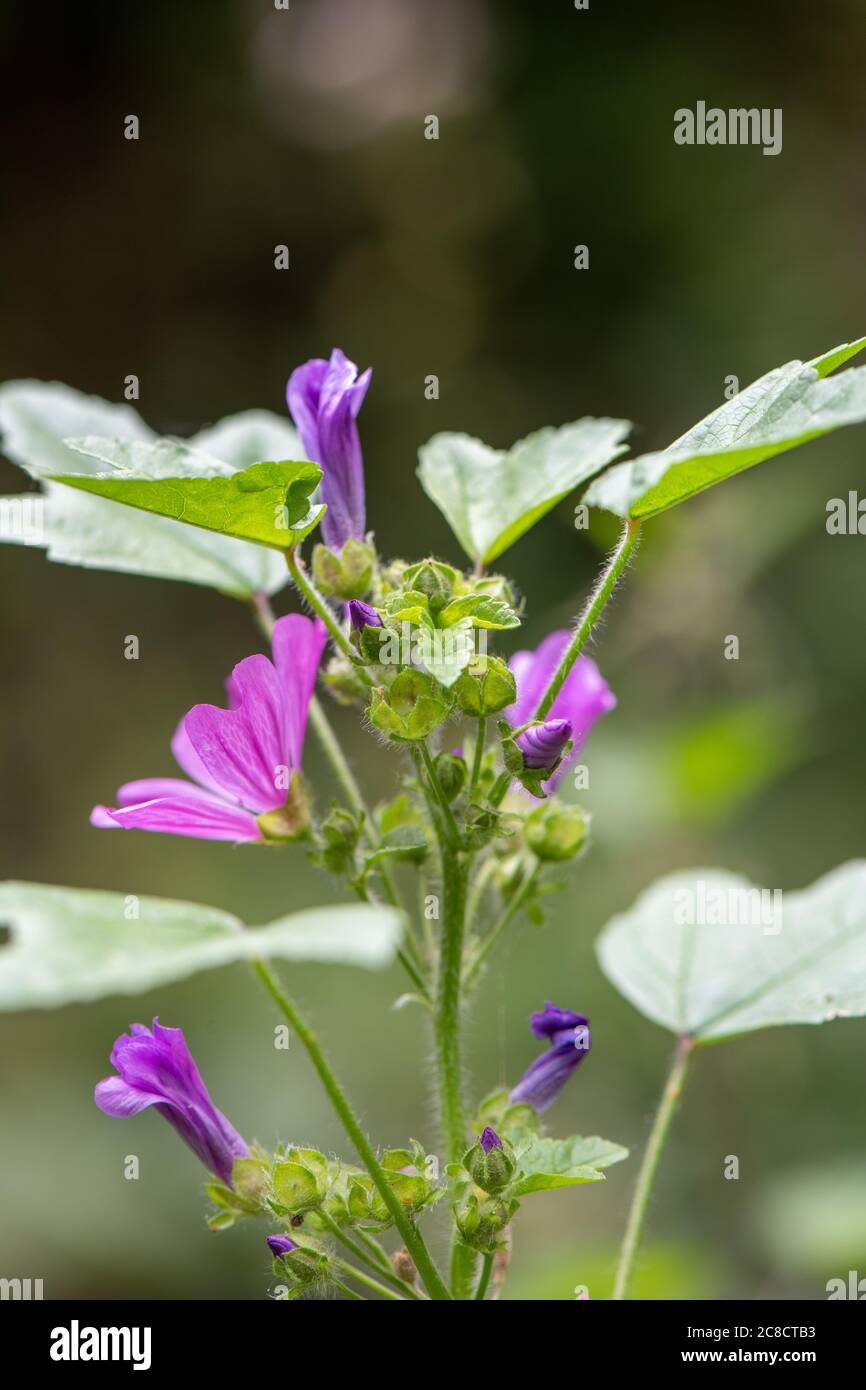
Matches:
[1,337,866,1300]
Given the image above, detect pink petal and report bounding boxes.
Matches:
[95,1075,164,1118]
[171,719,238,798]
[105,796,263,842]
[184,654,289,814]
[271,614,327,770]
[115,777,228,807]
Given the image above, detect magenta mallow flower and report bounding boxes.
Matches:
[509,1001,591,1114]
[91,614,327,842]
[347,598,382,630]
[507,631,616,789]
[287,348,371,552]
[94,1019,249,1186]
[516,718,572,772]
[479,1125,503,1153]
[267,1235,298,1258]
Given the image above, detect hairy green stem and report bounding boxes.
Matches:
[250,596,425,995]
[253,959,451,1300]
[468,717,486,799]
[331,1276,365,1301]
[464,861,540,990]
[433,844,474,1298]
[285,548,360,665]
[332,1255,407,1301]
[419,741,463,850]
[318,1210,422,1299]
[533,518,641,721]
[435,847,469,1169]
[474,1252,494,1300]
[612,1034,694,1300]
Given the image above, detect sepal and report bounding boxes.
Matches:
[312,537,376,599]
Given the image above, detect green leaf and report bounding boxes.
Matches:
[509,1135,628,1197]
[0,383,301,597]
[438,593,521,630]
[418,418,631,564]
[596,860,866,1043]
[0,883,404,1011]
[585,339,866,520]
[367,825,428,863]
[54,444,324,551]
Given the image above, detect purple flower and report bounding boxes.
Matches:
[287,348,371,552]
[479,1126,503,1153]
[91,614,327,842]
[509,1001,591,1114]
[267,1235,298,1258]
[507,632,616,789]
[94,1019,249,1186]
[516,718,573,772]
[347,598,382,630]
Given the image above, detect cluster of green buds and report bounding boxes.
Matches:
[523,800,590,862]
[450,1126,519,1254]
[339,557,522,732]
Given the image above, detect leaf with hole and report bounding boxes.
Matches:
[0,883,404,1011]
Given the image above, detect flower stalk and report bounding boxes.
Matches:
[533,518,641,721]
[252,959,452,1301]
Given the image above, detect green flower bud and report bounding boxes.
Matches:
[434,751,466,800]
[455,1193,513,1253]
[270,1148,329,1214]
[312,537,376,600]
[524,802,590,862]
[380,1145,440,1214]
[453,656,517,717]
[402,559,460,602]
[347,1176,391,1227]
[313,805,361,874]
[367,669,450,741]
[463,1128,515,1194]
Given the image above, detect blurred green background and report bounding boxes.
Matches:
[2,0,866,1299]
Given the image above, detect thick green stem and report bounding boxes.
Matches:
[612,1034,694,1300]
[331,1277,364,1301]
[435,847,469,1168]
[474,1252,494,1300]
[253,959,451,1301]
[533,518,641,721]
[251,596,425,995]
[433,845,474,1298]
[464,861,540,990]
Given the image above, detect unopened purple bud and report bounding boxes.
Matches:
[516,718,572,771]
[347,598,382,631]
[509,1001,592,1114]
[267,1235,298,1258]
[479,1126,503,1153]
